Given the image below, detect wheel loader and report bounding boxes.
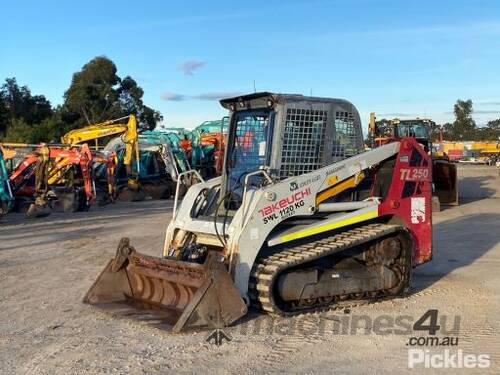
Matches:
[369,114,458,209]
[85,93,432,332]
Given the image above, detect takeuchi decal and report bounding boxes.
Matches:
[259,188,311,217]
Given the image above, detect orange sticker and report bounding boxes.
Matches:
[328,175,338,186]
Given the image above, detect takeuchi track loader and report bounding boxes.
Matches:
[85,93,433,332]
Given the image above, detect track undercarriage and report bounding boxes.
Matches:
[249,223,412,315]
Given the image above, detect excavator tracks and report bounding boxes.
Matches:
[248,223,411,316]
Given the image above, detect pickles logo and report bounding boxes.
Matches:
[406,309,490,369]
[408,350,490,369]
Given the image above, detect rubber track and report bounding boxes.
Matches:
[248,223,406,315]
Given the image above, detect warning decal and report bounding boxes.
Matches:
[411,197,426,224]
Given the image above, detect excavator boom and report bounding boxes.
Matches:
[61,115,142,200]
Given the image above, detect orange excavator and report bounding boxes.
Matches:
[174,118,228,178]
[2,143,95,217]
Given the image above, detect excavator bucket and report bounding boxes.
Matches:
[116,180,147,202]
[84,238,247,332]
[432,159,458,206]
[26,197,52,218]
[116,188,147,202]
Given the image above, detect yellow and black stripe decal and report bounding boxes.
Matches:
[268,207,378,246]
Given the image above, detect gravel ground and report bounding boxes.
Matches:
[0,164,499,374]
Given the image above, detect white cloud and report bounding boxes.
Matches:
[192,91,243,101]
[178,60,206,76]
[161,92,186,101]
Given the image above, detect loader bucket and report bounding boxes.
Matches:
[432,159,458,206]
[83,238,247,332]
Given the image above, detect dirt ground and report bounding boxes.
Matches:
[1,165,499,374]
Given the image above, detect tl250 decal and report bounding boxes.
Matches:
[259,188,311,224]
[400,168,430,181]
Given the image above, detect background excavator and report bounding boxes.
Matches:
[175,118,228,179]
[1,144,47,214]
[85,93,433,332]
[0,147,14,217]
[138,130,193,198]
[61,115,143,201]
[2,143,95,217]
[368,114,458,209]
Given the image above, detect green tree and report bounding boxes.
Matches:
[63,56,162,130]
[31,109,69,143]
[4,118,35,142]
[63,56,122,125]
[0,94,9,135]
[441,122,454,140]
[479,119,500,141]
[452,99,476,140]
[119,76,162,130]
[0,78,53,141]
[0,56,161,143]
[1,78,52,125]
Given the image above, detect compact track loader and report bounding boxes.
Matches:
[85,93,432,332]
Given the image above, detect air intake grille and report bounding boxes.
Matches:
[280,108,327,178]
[332,111,358,160]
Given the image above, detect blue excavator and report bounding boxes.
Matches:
[0,146,14,217]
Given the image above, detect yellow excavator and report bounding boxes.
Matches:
[61,115,142,201]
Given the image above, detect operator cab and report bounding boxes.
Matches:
[219,92,365,210]
[393,119,434,153]
[225,109,273,198]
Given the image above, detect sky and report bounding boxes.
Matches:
[1,0,500,131]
